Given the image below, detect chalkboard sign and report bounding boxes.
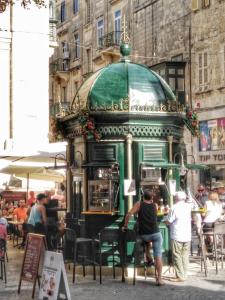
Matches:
[18,233,46,298]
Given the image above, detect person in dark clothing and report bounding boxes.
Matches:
[124,190,164,286]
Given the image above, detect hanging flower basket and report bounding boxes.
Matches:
[78,109,101,141]
[49,117,65,142]
[185,107,200,137]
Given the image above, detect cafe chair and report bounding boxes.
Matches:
[0,238,7,284]
[94,228,121,284]
[63,228,97,284]
[213,222,225,274]
[121,228,152,285]
[190,227,208,277]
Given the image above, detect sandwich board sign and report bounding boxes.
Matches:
[39,251,71,300]
[18,233,46,299]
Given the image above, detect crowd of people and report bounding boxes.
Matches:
[0,188,66,250]
[124,183,225,286]
[0,182,225,286]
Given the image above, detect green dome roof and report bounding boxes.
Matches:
[72,61,177,114]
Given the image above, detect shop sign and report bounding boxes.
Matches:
[39,251,71,300]
[199,151,225,164]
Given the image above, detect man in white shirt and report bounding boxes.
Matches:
[165,191,192,282]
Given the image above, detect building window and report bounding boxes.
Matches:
[202,0,210,8]
[74,33,80,59]
[198,52,208,90]
[87,49,91,73]
[73,0,79,14]
[60,1,66,22]
[49,1,54,19]
[97,19,104,47]
[62,41,69,55]
[114,10,121,44]
[86,0,91,23]
[74,81,79,94]
[62,86,67,102]
[62,59,69,71]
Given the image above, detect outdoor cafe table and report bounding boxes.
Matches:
[8,220,24,247]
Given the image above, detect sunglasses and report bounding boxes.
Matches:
[198,189,204,192]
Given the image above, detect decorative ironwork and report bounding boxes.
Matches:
[130,101,185,113]
[50,101,70,118]
[90,98,129,112]
[99,31,122,49]
[90,99,185,113]
[120,15,130,44]
[66,123,183,139]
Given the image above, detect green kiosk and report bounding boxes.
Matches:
[59,40,195,264]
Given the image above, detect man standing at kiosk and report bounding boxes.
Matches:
[124,190,164,286]
[165,191,192,282]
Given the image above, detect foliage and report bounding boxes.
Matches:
[49,117,65,142]
[0,0,46,13]
[78,109,101,141]
[185,107,199,137]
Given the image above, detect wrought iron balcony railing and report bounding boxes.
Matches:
[98,31,122,49]
[50,101,70,117]
[50,58,70,73]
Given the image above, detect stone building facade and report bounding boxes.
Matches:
[191,0,225,188]
[50,0,225,188]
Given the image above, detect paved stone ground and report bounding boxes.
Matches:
[0,241,225,300]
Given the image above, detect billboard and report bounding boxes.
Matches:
[199,118,225,151]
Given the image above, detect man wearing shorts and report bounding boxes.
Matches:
[124,190,164,286]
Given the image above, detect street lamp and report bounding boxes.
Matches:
[54,153,66,169]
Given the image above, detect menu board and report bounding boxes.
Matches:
[22,234,44,281]
[18,233,46,298]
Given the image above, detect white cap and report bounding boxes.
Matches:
[175,191,187,201]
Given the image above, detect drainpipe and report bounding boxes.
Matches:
[126,134,133,211]
[167,135,173,207]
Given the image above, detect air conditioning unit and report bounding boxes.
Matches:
[191,0,200,11]
[63,51,70,59]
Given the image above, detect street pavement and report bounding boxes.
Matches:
[0,241,225,300]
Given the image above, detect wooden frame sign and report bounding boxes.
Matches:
[18,233,46,299]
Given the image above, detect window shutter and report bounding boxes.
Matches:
[204,52,208,84]
[199,53,203,85]
[191,0,200,11]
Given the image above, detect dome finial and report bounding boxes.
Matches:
[120,15,131,60]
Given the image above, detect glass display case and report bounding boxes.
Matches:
[88,180,119,212]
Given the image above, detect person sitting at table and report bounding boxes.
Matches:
[0,210,7,257]
[203,192,223,229]
[0,209,8,227]
[27,193,48,234]
[124,190,164,286]
[13,200,27,222]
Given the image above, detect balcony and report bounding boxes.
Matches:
[99,31,122,49]
[50,58,70,74]
[50,101,70,118]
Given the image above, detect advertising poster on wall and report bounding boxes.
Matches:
[217,118,225,149]
[199,121,209,151]
[199,118,225,152]
[208,119,218,150]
